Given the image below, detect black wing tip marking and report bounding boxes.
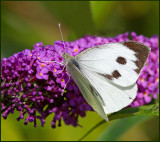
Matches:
[121,41,151,74]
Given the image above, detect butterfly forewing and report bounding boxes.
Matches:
[76,41,151,87]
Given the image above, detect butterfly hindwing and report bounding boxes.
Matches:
[76,41,151,87]
[66,59,109,121]
[80,68,138,114]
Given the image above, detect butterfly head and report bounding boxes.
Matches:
[62,53,73,65]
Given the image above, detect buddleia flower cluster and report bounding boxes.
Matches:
[1,32,159,128]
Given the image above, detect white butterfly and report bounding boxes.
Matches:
[63,41,151,121]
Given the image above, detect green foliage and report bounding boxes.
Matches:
[97,116,153,141]
[79,103,159,141]
[109,103,159,120]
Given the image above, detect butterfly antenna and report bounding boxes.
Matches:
[58,23,66,53]
[58,23,70,95]
[40,23,66,66]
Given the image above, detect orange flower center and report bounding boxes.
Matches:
[144,92,147,96]
[41,64,45,67]
[74,48,78,52]
[140,78,144,82]
[61,79,65,82]
[156,78,159,82]
[39,73,43,76]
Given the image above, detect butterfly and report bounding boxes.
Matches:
[63,41,151,121]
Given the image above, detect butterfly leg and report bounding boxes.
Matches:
[55,65,66,75]
[61,74,71,96]
[41,61,64,66]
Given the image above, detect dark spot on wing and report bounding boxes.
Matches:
[99,70,121,81]
[123,41,150,74]
[112,70,121,79]
[116,57,126,65]
[99,73,113,80]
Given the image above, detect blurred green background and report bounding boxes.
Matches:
[1,1,159,141]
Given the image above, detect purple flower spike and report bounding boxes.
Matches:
[130,32,159,107]
[1,32,159,128]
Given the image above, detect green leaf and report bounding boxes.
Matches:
[97,115,153,141]
[78,119,105,141]
[42,1,96,39]
[78,103,159,141]
[109,103,159,121]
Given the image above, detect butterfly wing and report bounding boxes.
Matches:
[66,60,109,121]
[79,68,137,114]
[76,41,151,87]
[73,41,150,115]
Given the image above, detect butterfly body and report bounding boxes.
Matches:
[63,53,80,71]
[63,41,151,121]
